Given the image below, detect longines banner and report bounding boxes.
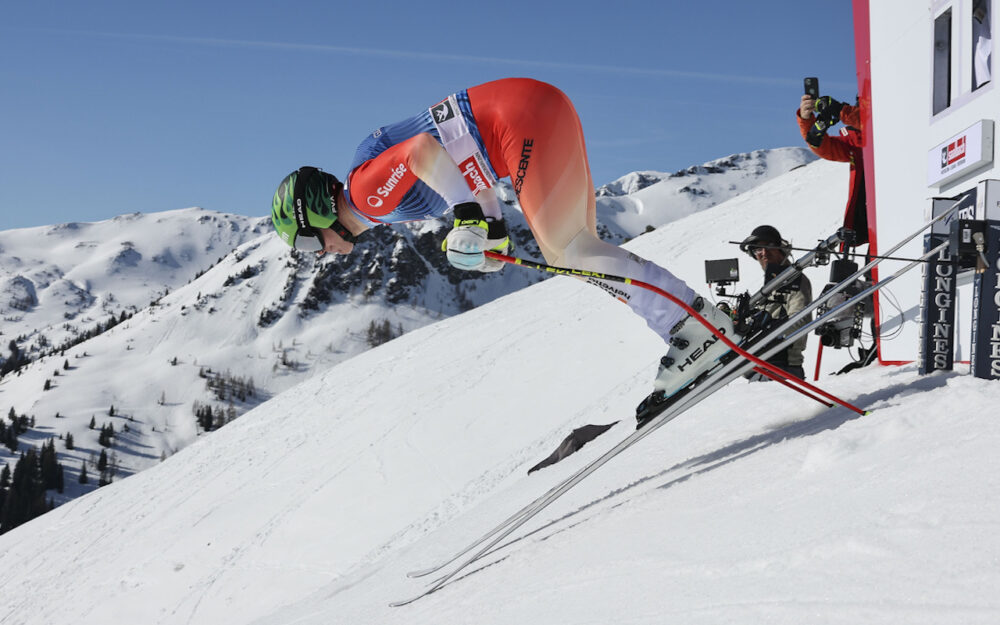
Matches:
[919,233,958,373]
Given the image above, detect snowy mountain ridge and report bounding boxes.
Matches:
[0,154,997,624]
[0,197,546,498]
[0,208,268,356]
[0,147,812,511]
[595,147,816,238]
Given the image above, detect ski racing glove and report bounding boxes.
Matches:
[806,96,847,148]
[443,202,512,272]
[814,96,845,124]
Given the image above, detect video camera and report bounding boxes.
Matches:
[813,258,868,349]
[705,228,864,348]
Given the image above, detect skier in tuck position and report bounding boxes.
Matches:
[270,77,739,396]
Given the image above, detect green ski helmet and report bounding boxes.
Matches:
[271,166,356,251]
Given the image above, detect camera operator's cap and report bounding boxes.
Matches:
[739,225,789,257]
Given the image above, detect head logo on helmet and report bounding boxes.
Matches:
[271,167,355,251]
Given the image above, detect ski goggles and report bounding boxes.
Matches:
[291,167,357,252]
[291,218,326,252]
[740,236,785,258]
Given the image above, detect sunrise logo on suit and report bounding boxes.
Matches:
[376,163,409,198]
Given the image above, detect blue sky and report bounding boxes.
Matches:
[0,1,857,230]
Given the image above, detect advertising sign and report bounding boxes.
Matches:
[928,120,995,187]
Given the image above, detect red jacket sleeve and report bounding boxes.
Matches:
[796,108,853,163]
[839,104,861,129]
[347,135,426,217]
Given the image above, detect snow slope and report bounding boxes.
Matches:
[0,148,813,508]
[0,206,545,497]
[2,156,998,624]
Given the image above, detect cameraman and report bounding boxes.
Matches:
[740,225,813,380]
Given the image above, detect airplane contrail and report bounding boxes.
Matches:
[32,28,825,88]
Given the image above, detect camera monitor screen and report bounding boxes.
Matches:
[705,258,740,284]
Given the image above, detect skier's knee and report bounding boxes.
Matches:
[561,230,603,266]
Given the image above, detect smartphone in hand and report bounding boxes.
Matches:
[804,77,820,98]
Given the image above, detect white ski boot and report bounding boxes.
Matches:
[653,296,741,398]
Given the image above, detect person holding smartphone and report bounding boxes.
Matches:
[796,79,868,246]
[797,78,877,372]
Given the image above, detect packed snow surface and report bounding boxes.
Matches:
[1,158,998,624]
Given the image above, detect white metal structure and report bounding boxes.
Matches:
[856,0,995,363]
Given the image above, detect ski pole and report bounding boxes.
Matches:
[395,232,951,606]
[752,366,833,407]
[485,251,867,416]
[728,241,935,264]
[735,199,961,377]
[394,246,892,606]
[748,229,846,309]
[452,238,948,571]
[730,188,973,264]
[747,239,950,386]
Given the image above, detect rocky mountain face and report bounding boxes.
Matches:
[0,194,546,517]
